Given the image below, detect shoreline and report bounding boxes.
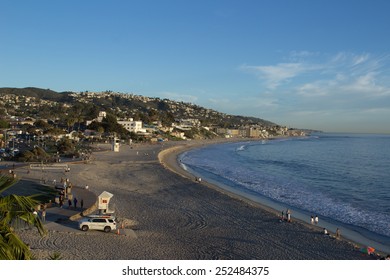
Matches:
[158,138,390,256]
[12,140,380,259]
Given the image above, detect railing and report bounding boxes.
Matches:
[29,163,69,170]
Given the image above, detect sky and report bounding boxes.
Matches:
[1,0,390,133]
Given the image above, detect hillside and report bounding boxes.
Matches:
[0,87,277,128]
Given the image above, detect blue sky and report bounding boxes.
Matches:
[1,0,390,133]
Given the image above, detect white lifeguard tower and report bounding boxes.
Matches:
[112,136,120,152]
[98,191,114,214]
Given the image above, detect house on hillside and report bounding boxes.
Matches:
[117,118,145,133]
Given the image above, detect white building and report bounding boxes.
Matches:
[117,118,144,133]
[86,111,107,126]
[96,111,107,122]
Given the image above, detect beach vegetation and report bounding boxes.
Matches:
[17,146,50,162]
[48,252,63,260]
[0,175,46,260]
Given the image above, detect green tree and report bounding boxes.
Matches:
[102,114,129,136]
[0,175,46,260]
[65,116,76,132]
[0,119,10,129]
[34,119,52,130]
[57,138,75,155]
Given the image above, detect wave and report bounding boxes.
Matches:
[181,137,390,239]
[236,145,246,151]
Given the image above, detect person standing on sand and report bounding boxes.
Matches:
[73,197,78,209]
[286,209,291,222]
[41,209,46,222]
[336,228,341,239]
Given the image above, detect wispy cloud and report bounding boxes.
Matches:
[240,63,311,89]
[242,51,390,98]
[341,72,390,97]
[238,51,390,131]
[352,53,370,66]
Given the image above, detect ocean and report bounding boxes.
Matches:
[179,133,390,253]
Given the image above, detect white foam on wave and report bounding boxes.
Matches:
[236,145,246,151]
[181,143,390,238]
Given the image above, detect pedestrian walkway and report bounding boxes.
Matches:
[42,185,98,232]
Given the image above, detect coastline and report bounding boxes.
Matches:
[159,138,390,257]
[14,140,379,259]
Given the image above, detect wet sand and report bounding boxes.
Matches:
[17,140,375,260]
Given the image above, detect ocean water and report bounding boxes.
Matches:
[179,134,390,252]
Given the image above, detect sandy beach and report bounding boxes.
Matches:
[15,140,376,260]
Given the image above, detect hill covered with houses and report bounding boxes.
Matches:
[0,87,306,161]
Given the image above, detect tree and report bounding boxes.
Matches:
[0,175,46,260]
[102,114,129,136]
[34,119,51,130]
[0,119,10,129]
[65,116,76,132]
[57,138,75,155]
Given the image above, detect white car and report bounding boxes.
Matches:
[78,216,117,233]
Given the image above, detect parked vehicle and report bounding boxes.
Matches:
[78,216,117,232]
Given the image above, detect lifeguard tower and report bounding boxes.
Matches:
[112,137,120,152]
[98,191,114,214]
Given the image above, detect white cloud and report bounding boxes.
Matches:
[341,72,390,97]
[296,82,329,97]
[238,51,390,132]
[242,51,390,99]
[241,63,308,89]
[352,53,370,66]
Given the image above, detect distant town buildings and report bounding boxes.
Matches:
[0,89,307,149]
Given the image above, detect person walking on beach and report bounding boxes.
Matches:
[286,209,291,222]
[41,209,46,222]
[335,228,341,239]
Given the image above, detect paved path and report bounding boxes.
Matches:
[42,185,98,233]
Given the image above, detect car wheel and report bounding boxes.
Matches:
[104,226,111,233]
[81,225,89,231]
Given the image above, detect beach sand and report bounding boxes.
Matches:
[16,140,375,260]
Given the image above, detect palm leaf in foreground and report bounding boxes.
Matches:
[0,174,46,260]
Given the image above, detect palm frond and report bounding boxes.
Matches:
[0,175,18,194]
[0,174,47,259]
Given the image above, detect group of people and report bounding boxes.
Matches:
[322,227,341,239]
[67,196,83,209]
[32,204,47,222]
[280,209,292,222]
[57,177,84,210]
[310,215,319,225]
